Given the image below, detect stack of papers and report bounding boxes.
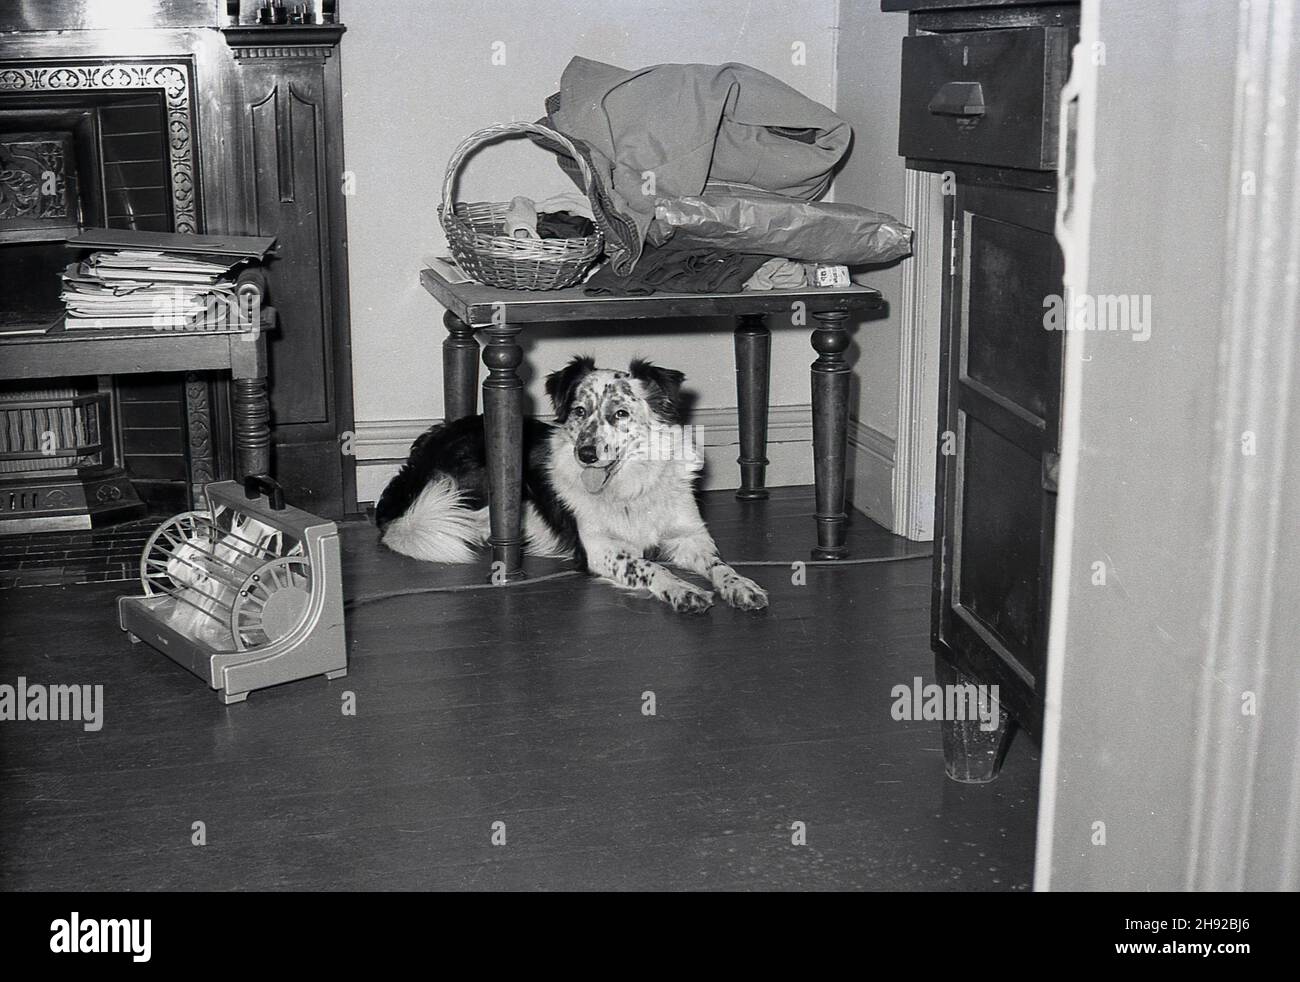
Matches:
[60,251,245,331]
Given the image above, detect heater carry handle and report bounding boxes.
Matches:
[244,474,285,511]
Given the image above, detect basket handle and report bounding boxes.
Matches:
[440,121,601,220]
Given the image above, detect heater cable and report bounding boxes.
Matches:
[344,552,931,610]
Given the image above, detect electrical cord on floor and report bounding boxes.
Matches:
[344,551,932,610]
[729,554,931,567]
[346,570,581,608]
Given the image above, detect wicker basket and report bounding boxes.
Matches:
[439,121,604,290]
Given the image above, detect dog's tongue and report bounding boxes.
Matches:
[580,465,611,494]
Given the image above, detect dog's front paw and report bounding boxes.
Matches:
[666,583,715,614]
[720,573,769,611]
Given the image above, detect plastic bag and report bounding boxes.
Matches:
[651,191,913,265]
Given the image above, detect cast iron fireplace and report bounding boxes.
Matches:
[0,62,204,530]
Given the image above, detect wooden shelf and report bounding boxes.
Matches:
[221,23,346,49]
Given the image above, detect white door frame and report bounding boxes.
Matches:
[890,169,946,542]
[1036,0,1300,891]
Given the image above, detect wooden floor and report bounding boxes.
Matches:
[0,487,1039,891]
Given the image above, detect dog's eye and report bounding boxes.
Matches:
[571,406,586,419]
[614,408,631,420]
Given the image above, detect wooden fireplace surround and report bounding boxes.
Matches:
[0,0,357,518]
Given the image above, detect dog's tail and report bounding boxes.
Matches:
[374,424,445,529]
[380,479,571,564]
[376,416,575,564]
[379,477,486,563]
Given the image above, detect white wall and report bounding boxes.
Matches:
[340,0,839,500]
[833,0,909,441]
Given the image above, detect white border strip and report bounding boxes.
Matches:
[1033,0,1101,893]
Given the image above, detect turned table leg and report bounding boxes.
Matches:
[734,313,771,500]
[810,310,851,559]
[230,330,271,481]
[443,311,480,422]
[482,325,526,581]
[232,377,271,479]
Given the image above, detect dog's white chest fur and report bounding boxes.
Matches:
[548,435,705,553]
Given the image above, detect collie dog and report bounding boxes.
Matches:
[375,356,768,614]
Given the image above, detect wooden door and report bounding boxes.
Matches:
[934,180,1062,734]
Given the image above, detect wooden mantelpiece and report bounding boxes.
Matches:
[0,1,339,33]
[0,1,358,518]
[222,24,347,56]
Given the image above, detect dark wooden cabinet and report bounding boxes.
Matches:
[937,181,1062,737]
[223,24,357,518]
[890,0,1078,780]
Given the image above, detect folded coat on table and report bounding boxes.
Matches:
[543,56,853,275]
[652,191,914,266]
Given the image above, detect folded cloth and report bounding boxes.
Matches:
[537,211,596,239]
[533,112,642,276]
[585,241,769,296]
[743,257,808,291]
[540,57,853,276]
[536,191,595,222]
[504,196,538,239]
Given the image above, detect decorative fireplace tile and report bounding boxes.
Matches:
[0,130,77,241]
[0,61,198,233]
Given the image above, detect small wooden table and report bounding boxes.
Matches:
[0,312,274,506]
[420,270,886,578]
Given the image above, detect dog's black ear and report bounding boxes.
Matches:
[629,358,687,423]
[545,355,596,422]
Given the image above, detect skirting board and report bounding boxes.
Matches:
[351,406,897,524]
[848,418,896,531]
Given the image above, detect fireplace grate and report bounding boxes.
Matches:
[0,391,108,473]
[0,385,145,532]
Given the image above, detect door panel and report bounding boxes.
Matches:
[957,415,1042,670]
[964,212,1055,419]
[934,180,1062,730]
[249,78,330,425]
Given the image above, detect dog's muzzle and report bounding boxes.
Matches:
[575,443,617,493]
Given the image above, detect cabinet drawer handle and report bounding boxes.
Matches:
[928,81,986,117]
